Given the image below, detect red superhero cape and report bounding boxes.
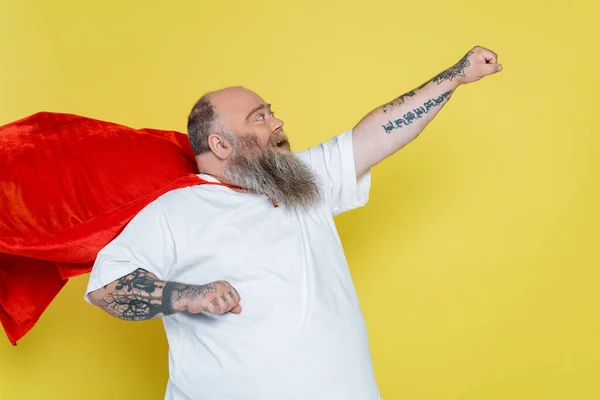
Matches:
[0,112,208,345]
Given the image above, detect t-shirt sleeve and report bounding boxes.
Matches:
[83,198,176,303]
[296,129,371,216]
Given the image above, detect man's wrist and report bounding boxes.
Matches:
[441,75,462,90]
[427,59,471,88]
[162,282,188,314]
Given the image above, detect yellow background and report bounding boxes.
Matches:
[1,0,599,399]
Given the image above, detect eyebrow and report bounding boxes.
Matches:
[245,103,271,121]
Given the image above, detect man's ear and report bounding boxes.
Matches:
[207,133,232,160]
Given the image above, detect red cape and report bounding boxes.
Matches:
[0,112,202,345]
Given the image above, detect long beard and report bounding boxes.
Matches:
[222,133,322,209]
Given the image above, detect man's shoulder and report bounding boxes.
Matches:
[152,186,193,206]
[135,185,201,219]
[152,183,217,209]
[150,182,247,219]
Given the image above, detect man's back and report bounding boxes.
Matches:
[86,131,381,399]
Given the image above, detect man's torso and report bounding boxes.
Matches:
[158,176,379,399]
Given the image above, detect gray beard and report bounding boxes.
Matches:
[222,133,322,210]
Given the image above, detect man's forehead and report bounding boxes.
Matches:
[209,87,266,115]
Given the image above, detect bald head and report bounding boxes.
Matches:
[187,86,284,156]
[208,86,264,119]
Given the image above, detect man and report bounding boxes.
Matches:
[85,46,502,399]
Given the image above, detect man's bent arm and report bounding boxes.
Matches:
[88,269,241,320]
[352,46,503,178]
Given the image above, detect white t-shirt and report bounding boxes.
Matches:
[85,130,382,400]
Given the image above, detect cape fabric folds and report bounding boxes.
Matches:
[0,112,202,345]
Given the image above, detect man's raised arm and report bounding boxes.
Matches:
[88,269,242,321]
[352,46,503,178]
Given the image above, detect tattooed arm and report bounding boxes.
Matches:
[352,46,503,178]
[87,269,242,321]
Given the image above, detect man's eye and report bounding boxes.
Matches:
[256,114,265,121]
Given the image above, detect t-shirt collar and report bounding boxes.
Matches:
[197,173,221,183]
[196,173,279,208]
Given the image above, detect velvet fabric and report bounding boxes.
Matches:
[0,112,202,345]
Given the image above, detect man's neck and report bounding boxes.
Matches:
[199,171,248,193]
[199,171,224,183]
[195,157,248,193]
[196,159,228,184]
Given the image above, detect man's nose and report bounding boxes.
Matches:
[270,116,284,133]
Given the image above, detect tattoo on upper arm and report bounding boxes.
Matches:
[382,90,453,134]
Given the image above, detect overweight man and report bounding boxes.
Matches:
[86,46,502,400]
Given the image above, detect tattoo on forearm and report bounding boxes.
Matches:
[164,281,217,312]
[381,52,470,117]
[432,51,473,85]
[100,269,216,321]
[101,269,165,321]
[415,51,473,90]
[382,90,453,134]
[382,91,416,113]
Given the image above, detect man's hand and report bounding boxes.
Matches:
[448,46,503,85]
[183,280,242,315]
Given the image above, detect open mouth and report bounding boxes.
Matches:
[275,139,289,150]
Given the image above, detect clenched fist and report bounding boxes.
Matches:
[444,46,503,85]
[183,280,242,315]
